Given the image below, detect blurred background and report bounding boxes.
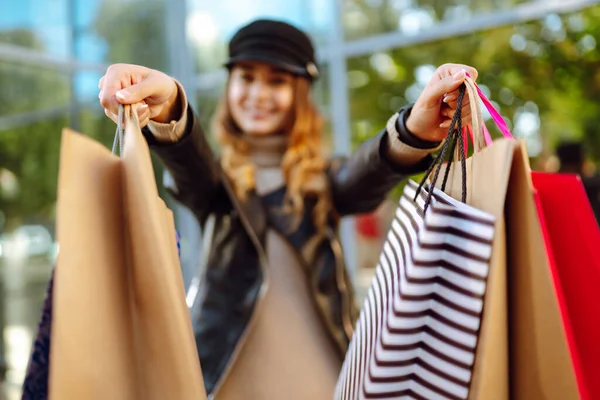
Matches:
[1,0,600,397]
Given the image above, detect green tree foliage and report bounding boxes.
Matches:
[343,0,532,40]
[347,5,600,163]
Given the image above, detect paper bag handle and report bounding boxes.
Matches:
[414,84,469,212]
[111,104,143,156]
[465,72,515,145]
[112,104,127,155]
[414,74,515,213]
[463,77,487,152]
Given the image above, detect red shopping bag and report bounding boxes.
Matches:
[532,172,600,400]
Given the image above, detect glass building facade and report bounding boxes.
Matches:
[1,0,599,397]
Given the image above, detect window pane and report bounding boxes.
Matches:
[343,0,532,40]
[1,0,70,57]
[0,59,71,118]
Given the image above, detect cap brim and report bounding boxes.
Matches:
[224,54,316,80]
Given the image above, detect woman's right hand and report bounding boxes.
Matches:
[98,63,181,128]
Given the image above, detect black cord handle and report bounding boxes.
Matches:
[414,83,468,213]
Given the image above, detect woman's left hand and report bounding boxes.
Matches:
[405,63,478,143]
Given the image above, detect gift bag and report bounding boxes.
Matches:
[532,172,600,400]
[47,105,206,399]
[335,77,580,399]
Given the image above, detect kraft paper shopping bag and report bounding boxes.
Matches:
[439,78,579,400]
[50,105,206,399]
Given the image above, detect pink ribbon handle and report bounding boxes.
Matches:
[462,123,493,150]
[482,124,494,146]
[465,72,514,146]
[463,125,472,154]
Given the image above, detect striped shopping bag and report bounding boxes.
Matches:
[335,180,495,400]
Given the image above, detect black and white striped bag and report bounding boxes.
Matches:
[335,179,495,400]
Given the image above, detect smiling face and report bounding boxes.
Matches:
[227,61,295,136]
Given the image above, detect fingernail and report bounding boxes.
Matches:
[116,90,129,101]
[453,68,466,81]
[139,103,148,110]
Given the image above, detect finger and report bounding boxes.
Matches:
[138,115,151,129]
[432,66,478,102]
[100,64,152,110]
[440,116,475,131]
[443,87,467,103]
[464,66,478,81]
[435,64,477,83]
[99,89,119,114]
[422,69,469,107]
[442,64,478,81]
[98,75,105,89]
[443,89,473,108]
[443,93,456,104]
[440,114,473,129]
[135,102,150,123]
[461,114,473,125]
[443,101,472,119]
[104,108,119,124]
[461,102,472,118]
[115,74,160,105]
[440,119,452,129]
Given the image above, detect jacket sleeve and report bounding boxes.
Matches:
[142,104,222,223]
[327,105,440,217]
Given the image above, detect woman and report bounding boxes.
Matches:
[99,19,476,399]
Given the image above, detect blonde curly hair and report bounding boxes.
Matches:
[211,76,334,233]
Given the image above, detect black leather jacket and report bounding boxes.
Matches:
[143,104,434,394]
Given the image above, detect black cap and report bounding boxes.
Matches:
[225,19,319,81]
